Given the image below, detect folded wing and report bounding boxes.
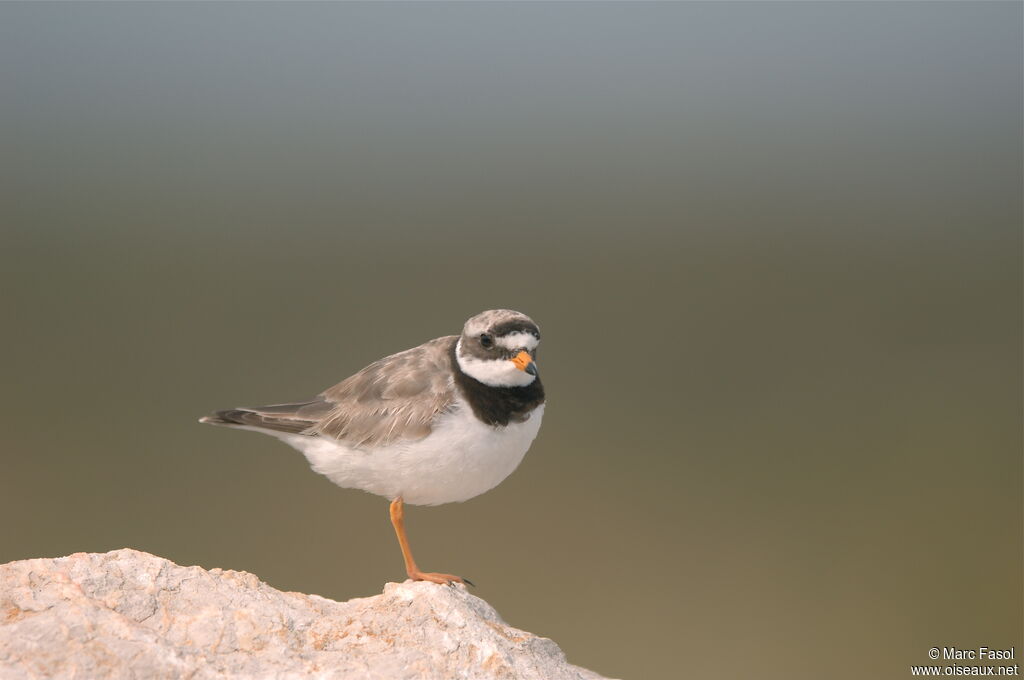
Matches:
[200,336,457,449]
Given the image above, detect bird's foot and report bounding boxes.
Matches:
[408,569,474,587]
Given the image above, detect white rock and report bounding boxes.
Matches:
[0,549,611,680]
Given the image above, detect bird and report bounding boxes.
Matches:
[199,309,545,586]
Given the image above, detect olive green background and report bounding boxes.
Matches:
[1,3,1021,679]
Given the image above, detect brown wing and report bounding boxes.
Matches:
[313,336,457,447]
[201,336,457,448]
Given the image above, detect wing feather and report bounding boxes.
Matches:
[202,336,457,449]
[314,336,456,446]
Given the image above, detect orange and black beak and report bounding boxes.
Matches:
[511,350,538,376]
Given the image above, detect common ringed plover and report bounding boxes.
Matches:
[200,309,544,585]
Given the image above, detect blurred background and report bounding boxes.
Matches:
[1,3,1020,679]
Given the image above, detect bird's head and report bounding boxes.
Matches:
[455,309,540,388]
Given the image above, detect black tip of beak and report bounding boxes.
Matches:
[525,362,538,377]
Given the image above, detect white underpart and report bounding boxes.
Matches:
[455,339,537,388]
[495,332,539,352]
[270,399,545,506]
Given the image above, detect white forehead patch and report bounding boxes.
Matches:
[495,332,539,351]
[456,339,537,388]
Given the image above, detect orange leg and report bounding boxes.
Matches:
[389,498,471,586]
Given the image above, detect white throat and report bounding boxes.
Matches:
[455,339,537,388]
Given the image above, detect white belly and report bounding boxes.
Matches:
[277,400,544,506]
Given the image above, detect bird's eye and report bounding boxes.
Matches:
[479,334,493,349]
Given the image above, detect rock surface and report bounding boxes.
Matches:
[0,549,610,680]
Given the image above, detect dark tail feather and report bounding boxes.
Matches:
[198,409,252,427]
[199,402,324,435]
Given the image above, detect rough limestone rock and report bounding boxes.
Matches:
[0,549,610,680]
